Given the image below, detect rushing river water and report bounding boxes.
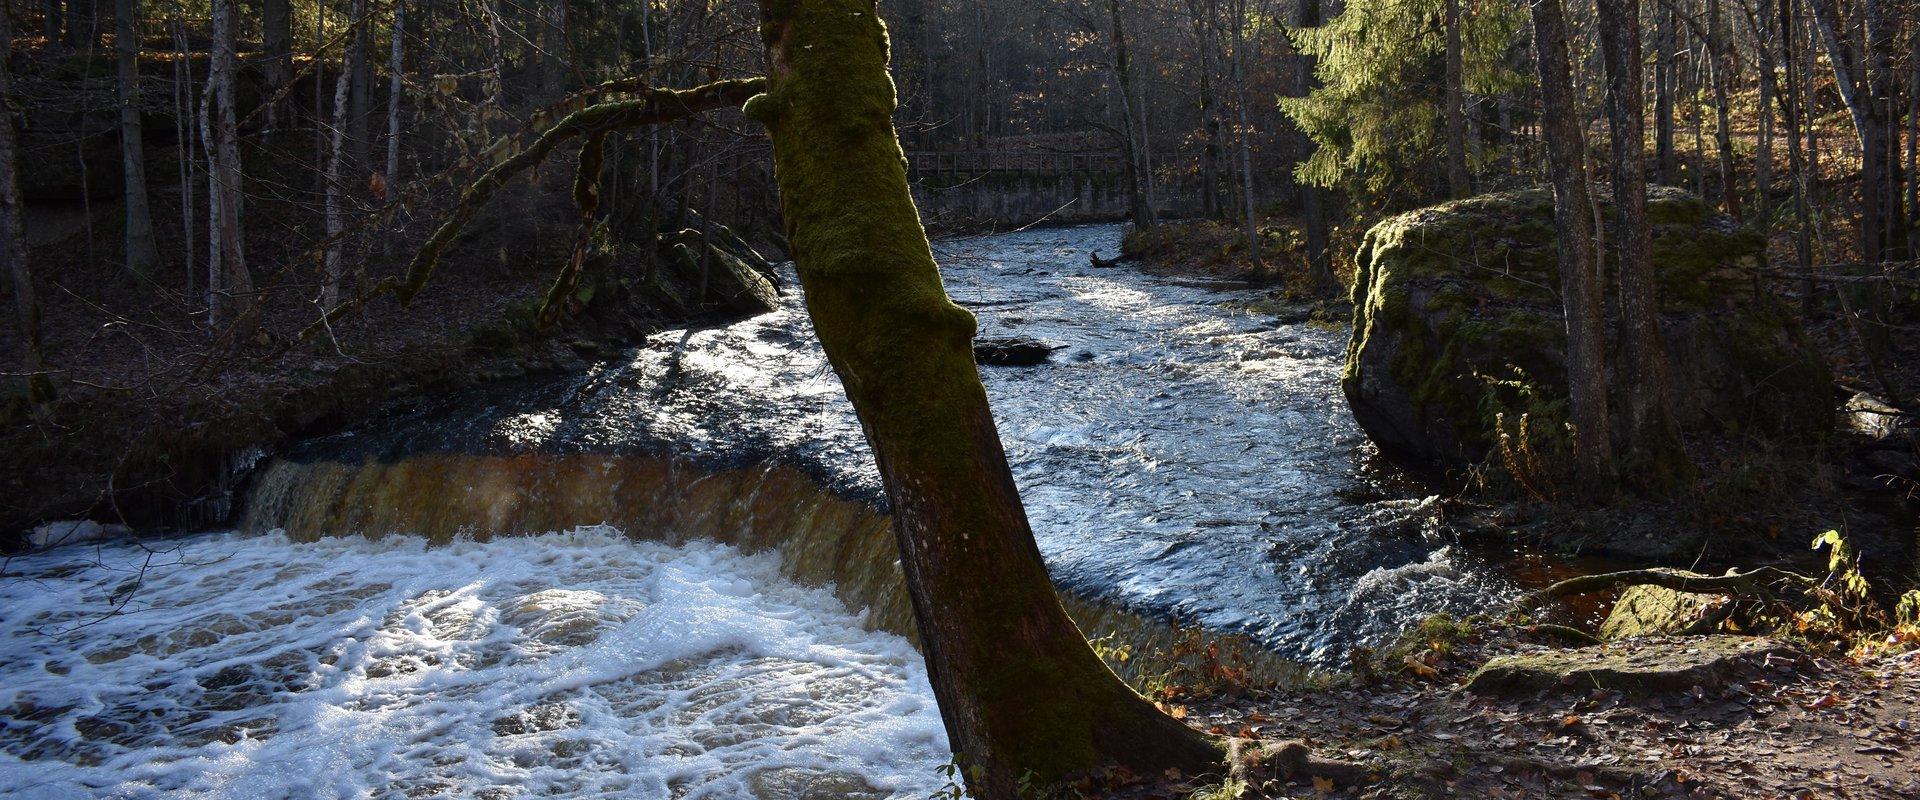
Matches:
[1,223,1525,798]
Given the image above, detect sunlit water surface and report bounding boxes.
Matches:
[2,224,1525,797]
[0,530,947,799]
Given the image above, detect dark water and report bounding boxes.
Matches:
[292,223,1521,664]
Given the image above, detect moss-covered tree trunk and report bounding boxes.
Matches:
[745,0,1222,793]
[1595,0,1687,488]
[1530,0,1616,498]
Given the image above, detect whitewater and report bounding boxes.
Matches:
[0,529,950,799]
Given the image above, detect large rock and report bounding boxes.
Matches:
[1464,636,1801,695]
[1343,188,1831,473]
[1599,584,1725,640]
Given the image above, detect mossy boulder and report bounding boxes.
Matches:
[1464,636,1800,695]
[1599,584,1725,640]
[651,228,779,316]
[1343,187,1831,473]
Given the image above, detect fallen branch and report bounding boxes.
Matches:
[283,76,766,347]
[1515,566,1816,613]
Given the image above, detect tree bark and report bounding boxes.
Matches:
[1705,0,1740,217]
[1443,0,1469,197]
[1655,3,1677,184]
[1109,0,1157,230]
[1755,0,1775,225]
[1188,0,1223,218]
[323,0,367,308]
[1531,0,1617,499]
[65,0,94,48]
[744,0,1224,793]
[348,0,373,176]
[3,9,53,409]
[1230,0,1260,269]
[1596,0,1688,489]
[206,0,253,332]
[386,0,405,188]
[1296,0,1332,293]
[1809,0,1885,261]
[114,0,159,275]
[263,0,293,118]
[44,0,64,41]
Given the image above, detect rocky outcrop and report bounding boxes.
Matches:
[1343,188,1831,474]
[1599,584,1725,640]
[1464,636,1802,695]
[973,336,1063,366]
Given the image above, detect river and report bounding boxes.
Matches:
[0,223,1526,798]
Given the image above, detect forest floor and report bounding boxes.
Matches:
[1128,624,1920,799]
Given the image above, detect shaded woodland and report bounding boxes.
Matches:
[2,0,1919,798]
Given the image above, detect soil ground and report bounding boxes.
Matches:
[1121,625,1920,799]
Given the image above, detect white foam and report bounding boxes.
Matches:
[0,528,950,799]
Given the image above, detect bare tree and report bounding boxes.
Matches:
[1109,0,1157,229]
[204,0,254,331]
[324,0,371,308]
[1597,0,1688,487]
[114,0,159,275]
[1443,0,1469,197]
[263,0,294,126]
[1531,0,1617,498]
[3,8,52,410]
[387,0,406,189]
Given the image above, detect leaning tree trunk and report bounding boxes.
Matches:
[114,0,159,275]
[1597,0,1689,489]
[1531,0,1617,499]
[743,0,1223,793]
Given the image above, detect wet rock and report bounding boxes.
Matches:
[28,520,133,550]
[973,336,1063,366]
[1464,635,1801,696]
[1599,584,1724,640]
[1844,392,1905,439]
[654,229,780,316]
[1343,188,1830,473]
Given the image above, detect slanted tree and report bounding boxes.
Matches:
[1530,0,1617,498]
[113,0,159,275]
[388,2,1243,795]
[1595,0,1688,488]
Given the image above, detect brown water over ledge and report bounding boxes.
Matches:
[242,453,1309,687]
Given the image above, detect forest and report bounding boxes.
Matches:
[0,0,1917,797]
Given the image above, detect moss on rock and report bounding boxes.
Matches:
[1342,187,1831,477]
[1464,636,1799,695]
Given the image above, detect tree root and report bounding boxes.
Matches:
[1515,566,1815,613]
[1227,738,1376,789]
